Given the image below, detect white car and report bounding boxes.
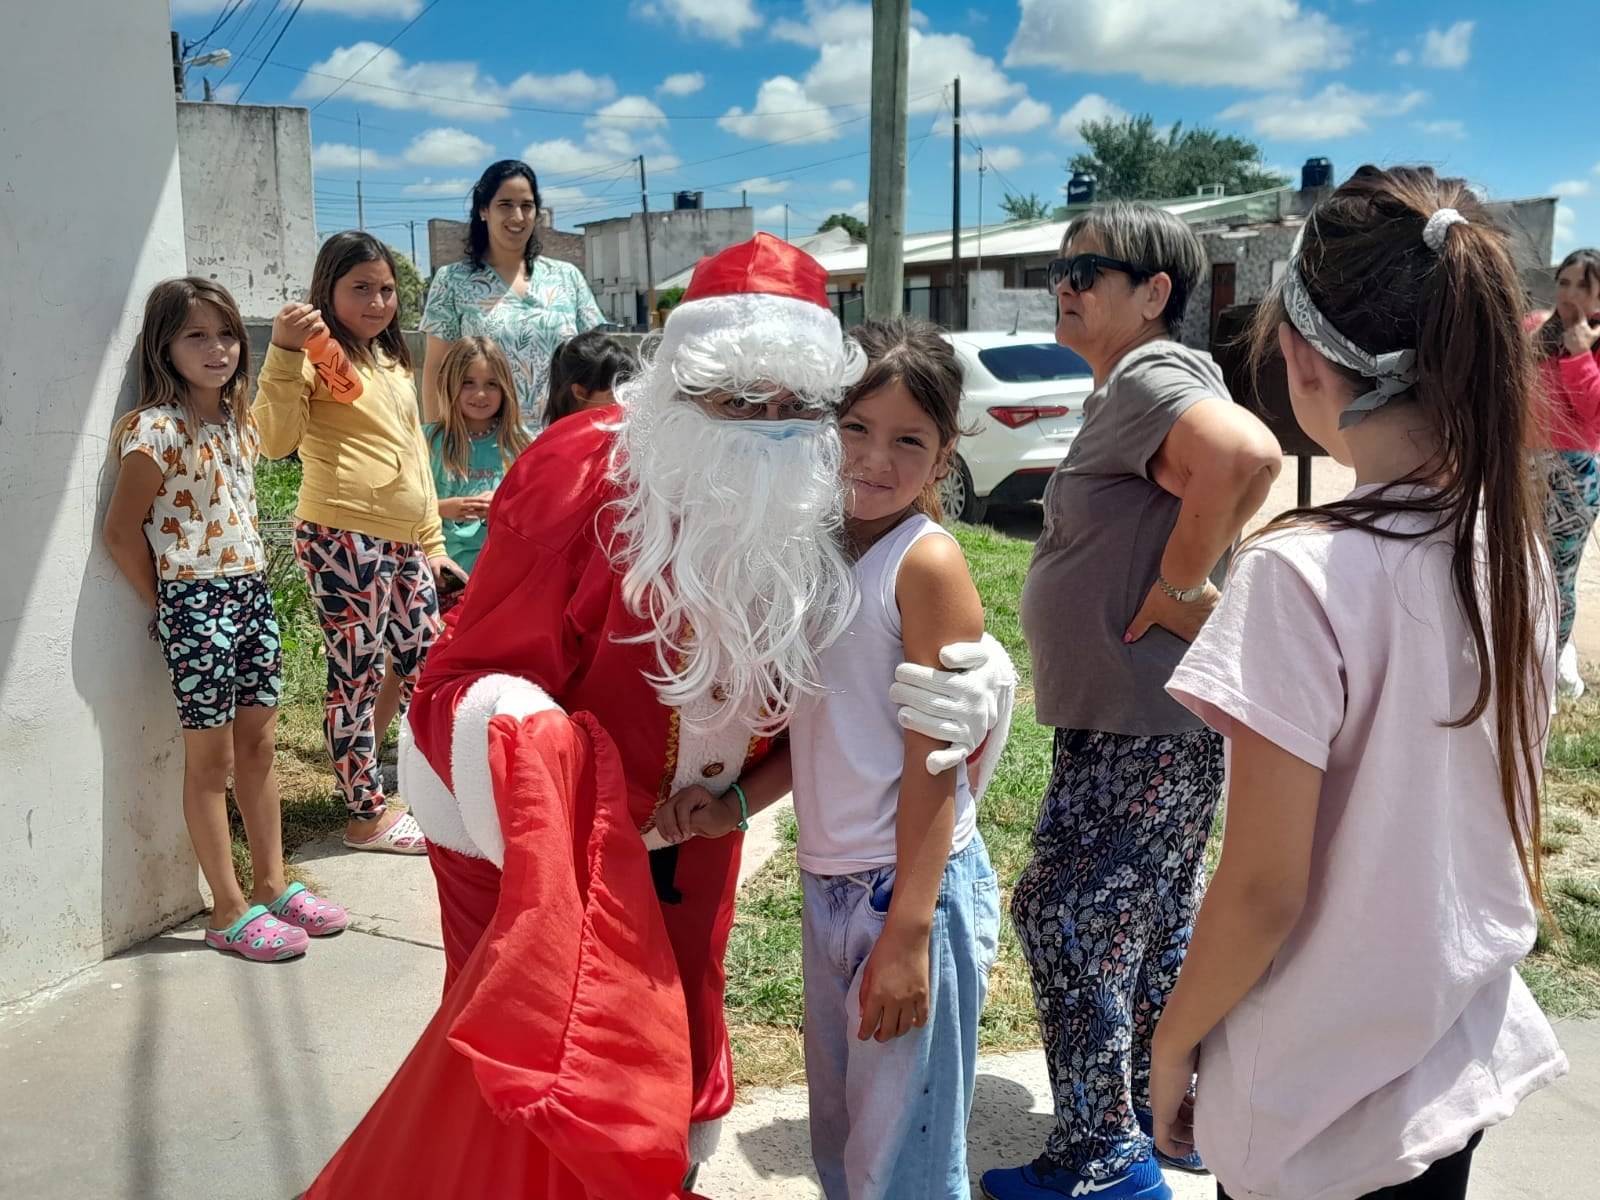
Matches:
[937,330,1095,522]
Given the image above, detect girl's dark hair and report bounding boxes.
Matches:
[544,330,636,426]
[467,160,542,271]
[842,316,966,519]
[308,230,412,370]
[1535,248,1600,359]
[1249,164,1549,908]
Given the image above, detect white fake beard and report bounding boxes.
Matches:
[609,397,857,736]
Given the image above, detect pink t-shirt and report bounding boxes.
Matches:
[1167,495,1568,1200]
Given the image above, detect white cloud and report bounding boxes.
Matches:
[646,0,762,44]
[830,179,856,193]
[1552,180,1593,198]
[1393,49,1413,65]
[584,95,670,157]
[755,203,792,226]
[847,200,870,220]
[738,177,792,196]
[311,142,398,171]
[403,128,494,168]
[293,46,614,120]
[1221,85,1426,141]
[521,136,678,180]
[1421,21,1474,69]
[658,72,706,97]
[963,145,1026,173]
[1006,0,1351,89]
[1056,93,1131,143]
[402,177,475,197]
[722,1,1029,143]
[935,97,1051,138]
[1414,119,1466,139]
[1555,205,1578,259]
[211,83,243,104]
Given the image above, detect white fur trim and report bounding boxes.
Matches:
[398,715,482,858]
[687,1118,722,1165]
[655,292,865,404]
[449,675,563,869]
[671,697,760,797]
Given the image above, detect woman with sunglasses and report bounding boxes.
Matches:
[982,202,1281,1200]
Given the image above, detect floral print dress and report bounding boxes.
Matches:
[421,257,603,421]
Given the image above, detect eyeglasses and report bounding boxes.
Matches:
[698,390,826,421]
[1045,253,1151,294]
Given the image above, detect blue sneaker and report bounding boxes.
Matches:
[1135,1108,1208,1175]
[980,1154,1171,1199]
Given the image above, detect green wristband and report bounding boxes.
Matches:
[730,782,750,832]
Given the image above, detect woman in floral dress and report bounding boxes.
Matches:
[421,160,603,423]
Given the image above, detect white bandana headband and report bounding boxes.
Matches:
[1281,206,1466,429]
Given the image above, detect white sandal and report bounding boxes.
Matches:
[342,810,428,855]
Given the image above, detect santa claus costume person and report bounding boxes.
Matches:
[298,234,1014,1200]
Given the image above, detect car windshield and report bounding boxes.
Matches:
[976,343,1092,383]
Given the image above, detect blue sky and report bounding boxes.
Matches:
[169,0,1589,275]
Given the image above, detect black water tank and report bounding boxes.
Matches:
[1301,157,1333,190]
[1066,171,1097,206]
[674,190,704,211]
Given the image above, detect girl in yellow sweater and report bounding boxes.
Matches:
[255,232,464,854]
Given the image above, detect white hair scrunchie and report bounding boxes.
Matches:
[1422,207,1467,253]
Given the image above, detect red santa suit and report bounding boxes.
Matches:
[304,234,861,1199]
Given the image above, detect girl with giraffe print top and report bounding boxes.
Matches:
[104,277,347,963]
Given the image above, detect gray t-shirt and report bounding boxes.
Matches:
[1020,340,1230,735]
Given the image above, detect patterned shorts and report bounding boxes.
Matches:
[155,572,282,730]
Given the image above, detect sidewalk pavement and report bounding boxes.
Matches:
[2,797,1592,1200]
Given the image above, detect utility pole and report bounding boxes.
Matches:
[356,112,366,231]
[409,220,418,266]
[171,31,184,99]
[784,204,790,241]
[949,76,962,329]
[865,0,911,317]
[638,155,657,326]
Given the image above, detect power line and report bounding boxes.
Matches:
[310,0,444,113]
[236,0,307,103]
[186,0,250,56]
[216,0,279,87]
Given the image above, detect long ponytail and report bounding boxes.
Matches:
[1250,165,1551,909]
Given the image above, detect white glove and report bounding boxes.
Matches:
[890,632,1018,775]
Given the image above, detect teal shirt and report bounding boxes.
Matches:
[426,423,510,573]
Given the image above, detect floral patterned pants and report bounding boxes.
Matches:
[295,522,440,819]
[1011,727,1224,1179]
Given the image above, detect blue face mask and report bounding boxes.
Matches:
[737,419,822,442]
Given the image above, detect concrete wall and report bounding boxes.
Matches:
[176,102,315,320]
[427,212,587,277]
[968,270,1058,334]
[0,0,197,1002]
[586,207,754,327]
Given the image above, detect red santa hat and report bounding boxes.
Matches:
[654,233,864,405]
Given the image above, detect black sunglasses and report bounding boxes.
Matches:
[1045,253,1151,294]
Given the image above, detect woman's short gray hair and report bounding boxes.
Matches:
[1063,201,1208,336]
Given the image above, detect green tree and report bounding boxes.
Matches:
[391,247,425,329]
[1065,114,1288,203]
[817,212,868,242]
[999,191,1052,222]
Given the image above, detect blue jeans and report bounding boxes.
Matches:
[801,835,1001,1200]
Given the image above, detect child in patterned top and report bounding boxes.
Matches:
[103,278,347,962]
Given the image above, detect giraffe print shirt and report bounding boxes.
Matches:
[121,403,265,581]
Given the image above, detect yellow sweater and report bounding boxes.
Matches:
[254,343,445,557]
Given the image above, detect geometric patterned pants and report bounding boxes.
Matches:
[1543,450,1600,652]
[295,521,440,819]
[1010,726,1224,1181]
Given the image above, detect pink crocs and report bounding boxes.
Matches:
[265,882,349,936]
[204,905,309,962]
